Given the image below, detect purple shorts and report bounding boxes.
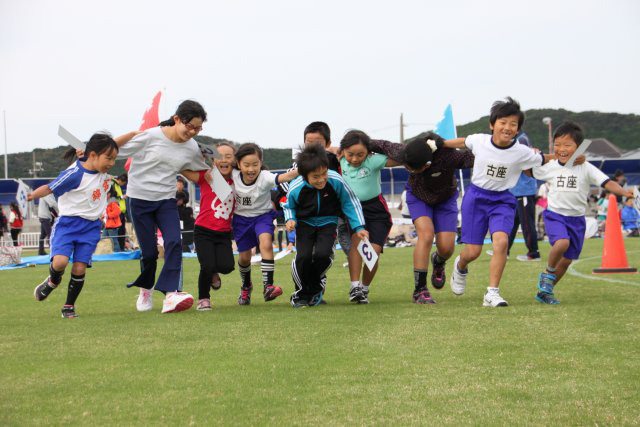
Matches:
[543,210,586,260]
[461,184,516,245]
[232,211,276,252]
[406,187,458,233]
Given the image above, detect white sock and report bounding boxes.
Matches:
[351,281,360,289]
[362,285,369,293]
[487,287,499,293]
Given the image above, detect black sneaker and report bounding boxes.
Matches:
[360,288,369,304]
[431,252,446,289]
[34,277,56,301]
[412,288,436,304]
[61,305,78,318]
[349,286,365,303]
[290,296,309,308]
[238,285,252,305]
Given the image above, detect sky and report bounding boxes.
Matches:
[1,0,639,155]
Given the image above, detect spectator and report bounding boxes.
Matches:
[9,202,23,247]
[176,191,195,252]
[112,174,128,249]
[614,170,627,203]
[176,176,190,201]
[37,193,58,255]
[621,197,639,237]
[104,187,122,252]
[0,203,8,240]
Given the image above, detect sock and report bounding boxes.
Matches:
[362,285,369,293]
[239,263,251,288]
[261,259,274,287]
[546,265,557,273]
[65,274,85,306]
[414,269,427,291]
[350,281,360,289]
[49,264,63,287]
[457,263,468,274]
[487,286,499,293]
[433,253,446,265]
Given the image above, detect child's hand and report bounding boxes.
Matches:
[27,193,33,202]
[286,220,296,232]
[76,149,84,158]
[574,155,586,165]
[355,229,369,240]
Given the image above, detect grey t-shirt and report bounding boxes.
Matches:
[118,127,209,201]
[38,193,58,220]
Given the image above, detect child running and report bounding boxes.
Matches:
[532,121,633,304]
[284,143,368,307]
[339,130,398,304]
[232,143,298,305]
[180,142,236,311]
[442,97,553,307]
[30,134,120,318]
[367,132,473,304]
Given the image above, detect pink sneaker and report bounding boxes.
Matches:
[161,292,194,313]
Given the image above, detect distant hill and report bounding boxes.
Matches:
[453,109,640,151]
[2,108,639,179]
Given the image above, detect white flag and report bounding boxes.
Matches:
[16,180,30,217]
[357,238,379,271]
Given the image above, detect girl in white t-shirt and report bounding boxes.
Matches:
[28,134,120,318]
[231,143,297,305]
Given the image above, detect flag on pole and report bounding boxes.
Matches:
[16,179,30,217]
[125,90,162,171]
[435,104,457,139]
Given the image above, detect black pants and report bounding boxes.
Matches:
[194,226,235,300]
[10,228,21,246]
[38,219,53,254]
[508,195,539,257]
[117,212,127,250]
[291,223,336,302]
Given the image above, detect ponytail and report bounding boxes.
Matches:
[62,133,118,163]
[159,100,207,128]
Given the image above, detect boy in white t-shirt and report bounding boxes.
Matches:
[532,121,632,304]
[440,97,552,307]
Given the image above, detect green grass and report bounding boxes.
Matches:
[1,239,640,425]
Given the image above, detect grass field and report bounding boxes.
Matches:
[1,238,639,425]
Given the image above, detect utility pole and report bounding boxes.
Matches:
[400,113,405,144]
[3,110,7,179]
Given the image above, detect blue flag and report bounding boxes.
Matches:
[435,104,457,140]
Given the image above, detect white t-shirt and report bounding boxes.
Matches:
[533,160,610,217]
[465,134,544,191]
[118,127,209,201]
[232,169,279,217]
[48,161,112,221]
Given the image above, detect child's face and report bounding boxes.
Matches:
[344,143,368,168]
[490,115,520,145]
[215,145,235,177]
[175,116,204,142]
[625,199,633,206]
[238,153,262,183]
[304,132,329,148]
[307,167,328,190]
[553,134,578,164]
[94,149,118,173]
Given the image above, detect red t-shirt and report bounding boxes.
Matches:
[195,170,234,233]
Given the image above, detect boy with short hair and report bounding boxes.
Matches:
[284,144,368,307]
[532,121,633,303]
[442,97,551,307]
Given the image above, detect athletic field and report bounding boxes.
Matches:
[2,238,639,425]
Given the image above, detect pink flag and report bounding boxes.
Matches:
[125,91,162,171]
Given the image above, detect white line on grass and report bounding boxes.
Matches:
[568,251,640,287]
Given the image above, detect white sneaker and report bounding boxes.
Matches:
[483,288,509,307]
[450,255,468,296]
[162,292,194,313]
[136,288,153,312]
[516,255,541,262]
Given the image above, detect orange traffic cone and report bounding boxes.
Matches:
[593,194,637,274]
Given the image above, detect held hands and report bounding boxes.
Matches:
[423,131,444,151]
[27,193,34,202]
[285,220,296,232]
[355,229,369,240]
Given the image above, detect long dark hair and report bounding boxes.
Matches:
[159,100,207,127]
[63,133,119,163]
[10,202,22,221]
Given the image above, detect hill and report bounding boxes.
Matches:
[2,108,639,179]
[410,109,640,150]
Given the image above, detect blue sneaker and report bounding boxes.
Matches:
[308,292,324,307]
[535,272,559,304]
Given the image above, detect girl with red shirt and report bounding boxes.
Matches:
[182,142,236,311]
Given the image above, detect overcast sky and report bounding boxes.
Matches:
[1,0,639,154]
